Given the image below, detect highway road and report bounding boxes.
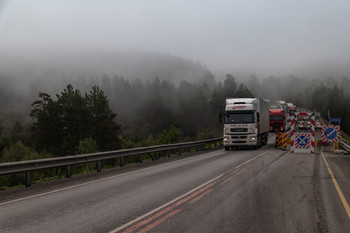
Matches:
[1,136,350,233]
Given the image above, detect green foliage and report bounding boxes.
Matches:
[0,181,25,190]
[76,137,99,154]
[0,135,11,153]
[196,128,222,140]
[30,84,121,156]
[143,134,157,146]
[1,141,44,162]
[86,86,121,151]
[224,74,237,97]
[236,83,254,98]
[30,92,62,155]
[341,135,350,144]
[157,123,181,144]
[57,84,91,155]
[0,112,13,136]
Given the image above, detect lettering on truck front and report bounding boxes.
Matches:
[232,105,246,110]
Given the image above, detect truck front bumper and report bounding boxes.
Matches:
[223,135,257,146]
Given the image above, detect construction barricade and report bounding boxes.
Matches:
[275,131,288,150]
[290,112,315,154]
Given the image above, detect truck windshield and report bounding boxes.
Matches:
[225,111,254,123]
[270,115,284,121]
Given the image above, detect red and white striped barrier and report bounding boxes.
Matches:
[291,112,315,154]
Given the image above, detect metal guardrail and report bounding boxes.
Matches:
[0,138,223,187]
[339,141,350,152]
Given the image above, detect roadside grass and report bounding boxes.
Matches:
[341,136,350,144]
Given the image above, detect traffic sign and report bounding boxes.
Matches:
[321,125,340,142]
[324,128,337,140]
[297,135,308,146]
[330,118,341,123]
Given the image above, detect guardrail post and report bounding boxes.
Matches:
[155,152,159,160]
[25,171,31,187]
[220,141,222,146]
[139,154,143,163]
[66,165,71,178]
[168,149,171,158]
[208,143,211,149]
[120,157,125,167]
[188,147,191,153]
[196,146,198,151]
[178,148,182,155]
[96,161,102,172]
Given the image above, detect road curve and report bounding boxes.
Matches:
[1,141,349,233]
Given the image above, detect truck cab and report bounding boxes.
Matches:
[223,98,269,150]
[269,109,286,132]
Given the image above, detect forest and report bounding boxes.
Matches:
[0,74,253,163]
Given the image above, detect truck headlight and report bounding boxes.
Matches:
[249,136,256,140]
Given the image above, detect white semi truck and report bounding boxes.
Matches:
[223,98,269,150]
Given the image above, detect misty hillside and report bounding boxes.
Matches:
[0,49,216,124]
[0,49,216,88]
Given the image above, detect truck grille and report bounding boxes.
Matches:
[231,136,247,139]
[273,123,281,130]
[230,128,248,132]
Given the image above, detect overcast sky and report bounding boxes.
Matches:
[0,0,350,77]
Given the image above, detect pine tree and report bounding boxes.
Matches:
[86,85,121,151]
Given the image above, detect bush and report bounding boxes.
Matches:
[76,137,99,154]
[157,123,181,144]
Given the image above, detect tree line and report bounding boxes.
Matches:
[0,74,252,163]
[2,72,350,165]
[30,84,121,156]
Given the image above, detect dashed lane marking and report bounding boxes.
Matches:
[137,209,181,233]
[189,189,215,204]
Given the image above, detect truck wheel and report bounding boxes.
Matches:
[254,140,260,150]
[262,134,268,145]
[225,146,230,151]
